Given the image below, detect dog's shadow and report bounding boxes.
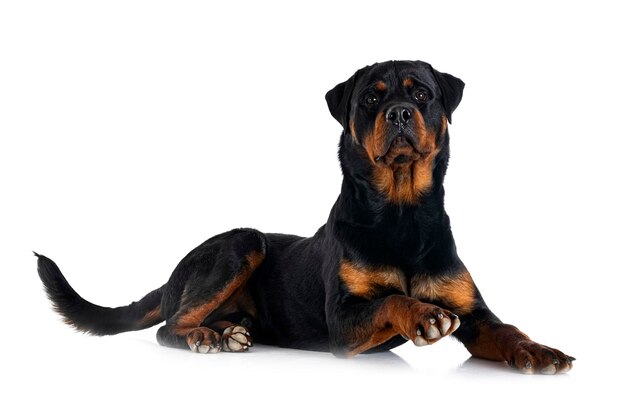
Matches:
[135,337,413,370]
[348,352,516,375]
[253,343,414,371]
[340,349,413,370]
[454,356,514,375]
[136,337,540,375]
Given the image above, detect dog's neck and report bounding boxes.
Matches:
[326,179,449,267]
[335,132,450,219]
[331,174,446,225]
[323,132,453,265]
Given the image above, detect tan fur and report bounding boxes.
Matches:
[363,110,440,205]
[174,251,264,335]
[339,260,407,299]
[464,323,530,361]
[349,119,358,143]
[411,269,475,314]
[346,295,415,356]
[138,305,162,328]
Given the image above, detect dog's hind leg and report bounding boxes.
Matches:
[156,229,266,353]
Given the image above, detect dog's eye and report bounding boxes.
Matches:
[364,94,379,106]
[414,90,429,102]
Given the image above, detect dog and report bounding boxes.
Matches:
[36,60,574,374]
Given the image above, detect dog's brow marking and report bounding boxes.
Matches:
[410,270,475,314]
[403,78,414,88]
[375,81,387,91]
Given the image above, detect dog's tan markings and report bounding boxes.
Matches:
[464,324,575,373]
[339,260,407,299]
[211,284,257,321]
[345,296,460,357]
[375,81,387,91]
[363,112,387,164]
[462,323,527,361]
[185,327,221,353]
[346,296,408,356]
[209,320,237,331]
[410,269,476,315]
[403,78,414,88]
[410,110,439,198]
[138,305,162,328]
[174,251,264,335]
[349,119,358,143]
[440,114,448,136]
[363,109,440,205]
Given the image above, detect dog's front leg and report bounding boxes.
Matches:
[453,305,575,374]
[411,266,575,374]
[327,294,460,357]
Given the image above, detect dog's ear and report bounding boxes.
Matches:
[430,66,464,123]
[325,68,363,129]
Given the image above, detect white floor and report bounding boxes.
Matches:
[2,2,625,412]
[4,319,616,414]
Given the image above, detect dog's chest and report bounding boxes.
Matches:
[338,260,473,311]
[338,260,408,299]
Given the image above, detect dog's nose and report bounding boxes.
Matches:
[385,105,412,127]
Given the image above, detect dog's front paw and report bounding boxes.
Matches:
[506,341,575,374]
[401,303,460,346]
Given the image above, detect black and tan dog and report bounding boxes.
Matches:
[36,60,574,374]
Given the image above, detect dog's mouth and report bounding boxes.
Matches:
[375,136,424,166]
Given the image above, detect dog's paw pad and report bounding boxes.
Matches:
[440,316,452,334]
[222,325,252,352]
[406,305,460,346]
[413,329,428,347]
[426,324,441,339]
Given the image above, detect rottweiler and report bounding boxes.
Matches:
[36,59,574,374]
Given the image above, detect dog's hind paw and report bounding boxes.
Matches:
[186,327,222,353]
[221,325,252,352]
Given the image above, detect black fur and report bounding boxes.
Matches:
[35,252,164,335]
[36,60,573,373]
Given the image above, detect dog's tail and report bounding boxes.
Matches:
[34,252,165,335]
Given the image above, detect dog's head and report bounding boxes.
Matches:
[326,60,464,205]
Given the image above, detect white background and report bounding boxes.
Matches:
[1,0,625,412]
